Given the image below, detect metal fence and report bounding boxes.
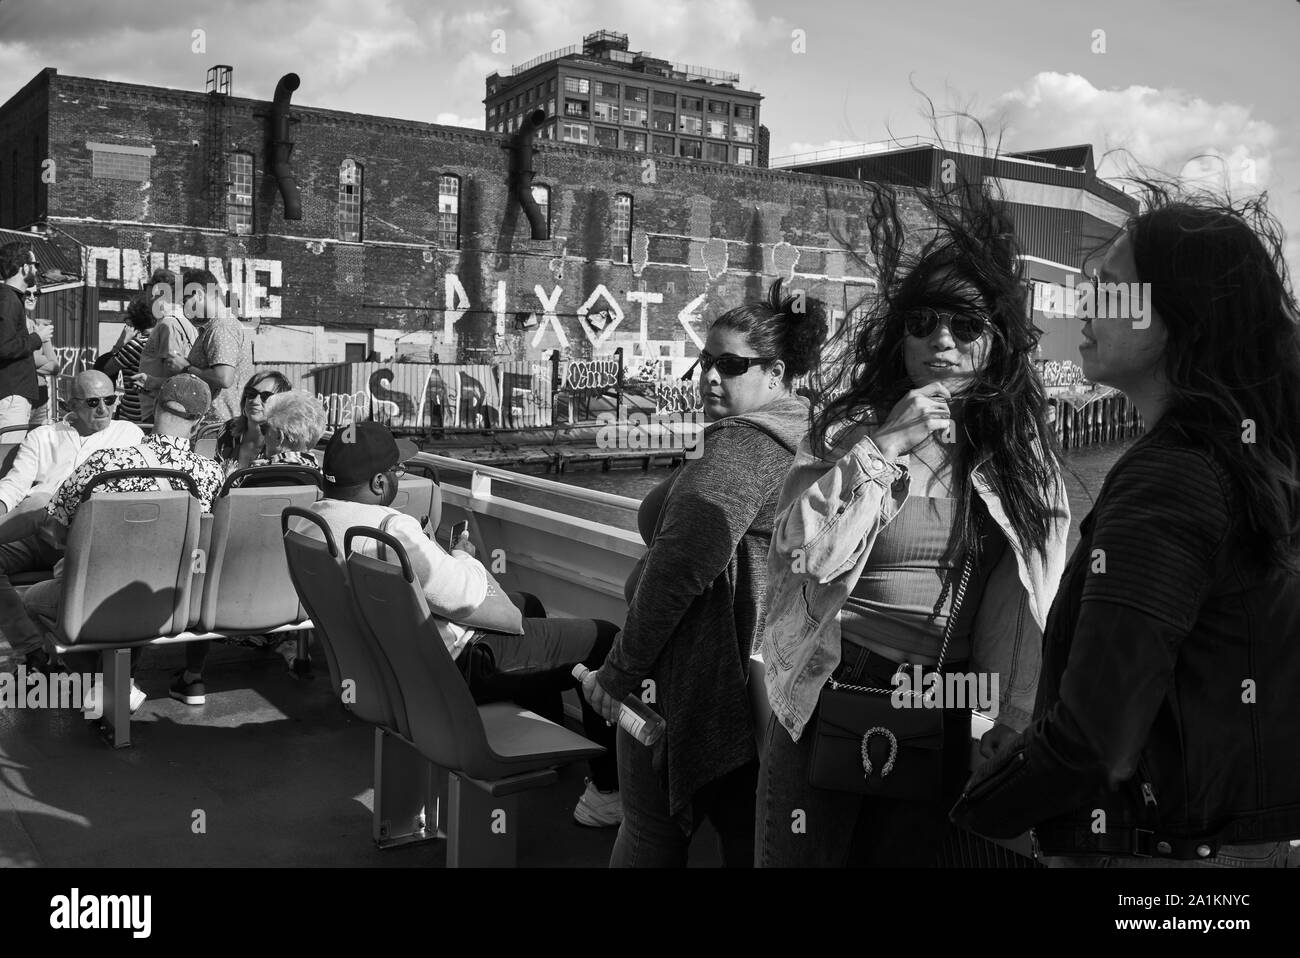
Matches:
[269,361,554,432]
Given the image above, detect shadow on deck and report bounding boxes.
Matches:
[0,640,714,868]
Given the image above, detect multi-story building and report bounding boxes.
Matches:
[485,30,765,168]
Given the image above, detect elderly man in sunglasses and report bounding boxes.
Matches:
[0,371,143,674]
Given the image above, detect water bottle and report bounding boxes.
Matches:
[572,665,666,747]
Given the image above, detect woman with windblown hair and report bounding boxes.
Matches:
[757,176,1071,867]
[952,186,1300,868]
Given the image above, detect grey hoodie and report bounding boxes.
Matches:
[601,393,810,824]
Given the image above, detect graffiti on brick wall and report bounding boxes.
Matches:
[1038,359,1087,387]
[53,347,99,376]
[301,362,552,431]
[562,358,620,393]
[85,247,283,318]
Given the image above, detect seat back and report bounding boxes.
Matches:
[0,424,30,479]
[193,437,218,460]
[281,508,409,734]
[345,527,493,775]
[221,464,322,493]
[199,484,321,632]
[390,476,440,532]
[60,473,201,645]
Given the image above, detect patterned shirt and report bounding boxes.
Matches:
[113,330,149,422]
[188,316,253,426]
[47,433,225,527]
[251,449,319,470]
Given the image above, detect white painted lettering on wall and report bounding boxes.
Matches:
[85,247,283,318]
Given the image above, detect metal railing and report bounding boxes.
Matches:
[512,45,578,75]
[416,451,642,515]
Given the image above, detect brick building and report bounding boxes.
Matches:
[0,66,899,372]
[485,29,765,168]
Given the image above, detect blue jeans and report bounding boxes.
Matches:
[1049,841,1293,868]
[756,643,971,867]
[609,725,758,868]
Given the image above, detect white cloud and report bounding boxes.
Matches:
[985,72,1277,196]
[435,111,484,129]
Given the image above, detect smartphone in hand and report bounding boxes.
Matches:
[449,520,469,551]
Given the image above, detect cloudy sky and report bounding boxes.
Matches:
[2,0,1296,274]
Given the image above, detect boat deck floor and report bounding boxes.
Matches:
[0,640,722,868]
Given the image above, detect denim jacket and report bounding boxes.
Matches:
[761,421,1071,742]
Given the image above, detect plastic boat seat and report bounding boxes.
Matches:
[282,507,439,849]
[193,437,218,459]
[391,476,440,532]
[345,526,602,865]
[198,483,321,633]
[280,508,407,734]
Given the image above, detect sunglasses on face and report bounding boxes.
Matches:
[903,308,988,344]
[243,388,277,404]
[80,395,118,410]
[680,350,774,380]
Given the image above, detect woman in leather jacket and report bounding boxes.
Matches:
[951,186,1300,868]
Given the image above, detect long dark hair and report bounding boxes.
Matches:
[1115,182,1300,571]
[811,175,1060,559]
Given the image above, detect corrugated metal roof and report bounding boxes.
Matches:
[0,227,82,284]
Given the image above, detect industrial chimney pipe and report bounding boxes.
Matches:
[269,73,302,220]
[510,108,548,240]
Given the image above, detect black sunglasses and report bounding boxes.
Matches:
[80,395,118,409]
[904,308,987,344]
[681,350,774,380]
[243,388,277,403]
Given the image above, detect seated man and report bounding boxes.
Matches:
[0,371,143,672]
[291,422,623,827]
[24,374,223,712]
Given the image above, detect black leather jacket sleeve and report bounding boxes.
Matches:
[950,442,1231,839]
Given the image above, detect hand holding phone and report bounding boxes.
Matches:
[449,520,470,552]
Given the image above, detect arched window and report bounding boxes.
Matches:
[531,184,550,240]
[612,193,633,264]
[226,151,253,235]
[338,159,363,242]
[438,174,461,250]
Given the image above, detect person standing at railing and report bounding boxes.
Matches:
[0,242,53,444]
[100,293,156,424]
[580,279,827,867]
[25,288,57,428]
[757,177,1070,868]
[951,187,1300,868]
[132,268,194,424]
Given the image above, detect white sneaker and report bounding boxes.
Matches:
[573,779,622,828]
[83,683,147,716]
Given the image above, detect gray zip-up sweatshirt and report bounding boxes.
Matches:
[600,393,809,823]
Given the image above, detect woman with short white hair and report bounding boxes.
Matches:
[254,390,326,469]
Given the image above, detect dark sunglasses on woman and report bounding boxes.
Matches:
[81,395,118,409]
[680,350,774,380]
[243,388,277,404]
[904,307,987,344]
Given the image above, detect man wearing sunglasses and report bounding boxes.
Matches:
[0,242,53,443]
[0,371,143,674]
[23,375,223,709]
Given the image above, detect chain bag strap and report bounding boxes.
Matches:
[807,511,983,799]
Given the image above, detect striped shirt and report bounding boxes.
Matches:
[113,331,149,422]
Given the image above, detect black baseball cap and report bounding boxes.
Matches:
[322,422,417,486]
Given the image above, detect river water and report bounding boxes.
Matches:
[497,439,1134,557]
